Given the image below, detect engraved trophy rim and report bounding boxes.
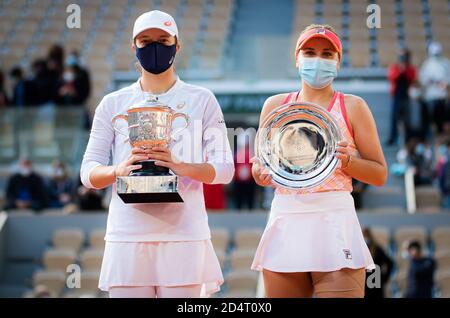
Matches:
[255,101,343,190]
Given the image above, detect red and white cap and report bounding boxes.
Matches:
[295,27,342,60]
[132,10,179,40]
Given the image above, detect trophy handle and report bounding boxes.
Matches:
[112,114,130,142]
[170,112,189,140]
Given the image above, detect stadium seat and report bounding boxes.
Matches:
[432,227,450,253]
[436,254,450,272]
[89,228,106,249]
[32,270,67,297]
[215,249,227,268]
[230,249,255,271]
[415,186,442,211]
[233,228,263,251]
[225,269,259,292]
[371,226,391,252]
[211,228,230,253]
[393,269,408,297]
[436,273,450,298]
[394,226,427,251]
[223,289,256,298]
[80,248,104,271]
[78,271,101,295]
[43,248,78,271]
[52,228,85,252]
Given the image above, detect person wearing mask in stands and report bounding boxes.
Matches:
[4,159,47,211]
[419,42,450,135]
[80,10,234,298]
[405,241,436,298]
[403,82,429,144]
[56,51,91,106]
[47,160,75,208]
[362,228,394,298]
[387,48,416,146]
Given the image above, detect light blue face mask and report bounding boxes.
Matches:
[298,56,338,89]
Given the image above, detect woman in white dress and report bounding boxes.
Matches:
[80,10,234,298]
[251,24,388,298]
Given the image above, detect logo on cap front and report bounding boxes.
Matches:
[316,28,326,35]
[164,21,172,26]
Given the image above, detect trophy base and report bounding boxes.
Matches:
[116,175,184,204]
[130,160,170,176]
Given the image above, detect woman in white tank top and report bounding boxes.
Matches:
[251,24,387,298]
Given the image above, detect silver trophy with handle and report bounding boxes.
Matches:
[112,98,189,203]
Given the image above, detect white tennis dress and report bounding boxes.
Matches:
[251,91,375,273]
[80,77,234,296]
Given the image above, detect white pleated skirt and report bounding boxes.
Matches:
[251,191,375,273]
[99,239,224,297]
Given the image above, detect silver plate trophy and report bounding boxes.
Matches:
[255,102,342,189]
[112,98,189,203]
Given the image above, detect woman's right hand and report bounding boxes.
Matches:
[114,146,151,177]
[250,157,273,187]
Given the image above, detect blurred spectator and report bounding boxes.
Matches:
[46,44,65,95]
[405,241,436,298]
[233,136,256,210]
[204,184,226,211]
[396,138,434,185]
[387,48,417,146]
[9,66,34,107]
[351,179,367,210]
[46,160,75,208]
[4,159,47,211]
[56,51,91,105]
[363,228,394,298]
[403,82,429,143]
[76,178,104,211]
[419,42,450,134]
[29,59,56,105]
[0,70,9,107]
[438,141,450,209]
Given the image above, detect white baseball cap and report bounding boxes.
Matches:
[132,10,179,40]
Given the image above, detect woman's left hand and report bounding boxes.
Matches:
[149,146,189,176]
[335,140,352,169]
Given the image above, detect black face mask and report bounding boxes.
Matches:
[136,42,177,74]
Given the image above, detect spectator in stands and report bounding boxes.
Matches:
[203,183,226,211]
[0,70,9,107]
[75,177,104,211]
[4,159,47,211]
[387,48,417,146]
[46,160,75,208]
[29,59,55,105]
[419,42,450,135]
[405,241,436,298]
[438,141,450,209]
[351,179,367,210]
[403,82,429,143]
[9,66,34,107]
[233,135,256,210]
[363,228,394,298]
[396,137,434,185]
[56,51,91,105]
[46,44,65,102]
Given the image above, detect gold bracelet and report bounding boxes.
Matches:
[342,155,352,169]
